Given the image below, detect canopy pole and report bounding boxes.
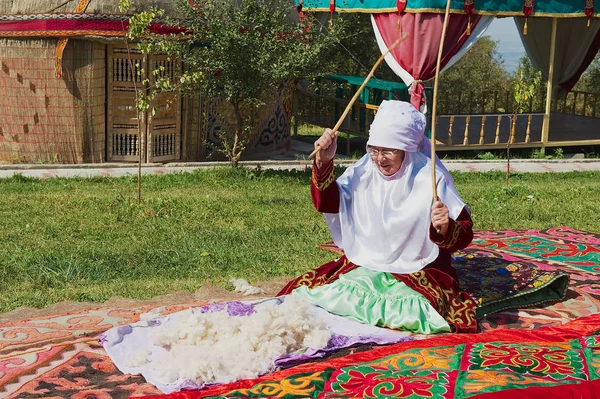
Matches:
[308,34,407,160]
[430,0,452,201]
[541,17,557,152]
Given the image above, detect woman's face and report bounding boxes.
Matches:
[367,146,405,176]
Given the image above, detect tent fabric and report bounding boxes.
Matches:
[371,12,492,111]
[515,17,600,93]
[293,0,600,16]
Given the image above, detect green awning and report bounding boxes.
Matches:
[324,74,408,91]
[296,0,598,17]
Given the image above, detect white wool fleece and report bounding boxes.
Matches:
[134,296,331,386]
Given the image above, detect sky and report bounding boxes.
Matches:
[484,17,526,74]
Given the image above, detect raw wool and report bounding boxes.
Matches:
[230,278,265,295]
[144,297,331,385]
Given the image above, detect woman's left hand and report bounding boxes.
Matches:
[431,200,450,238]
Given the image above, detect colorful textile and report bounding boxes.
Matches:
[372,13,483,110]
[293,267,451,334]
[321,227,600,333]
[136,313,600,399]
[454,248,569,319]
[1,227,599,398]
[0,19,186,38]
[0,304,202,398]
[278,256,478,333]
[292,0,600,16]
[100,298,414,394]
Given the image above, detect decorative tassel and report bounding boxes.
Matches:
[464,0,474,36]
[522,0,533,35]
[396,0,406,32]
[329,0,334,27]
[585,0,594,27]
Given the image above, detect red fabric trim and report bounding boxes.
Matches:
[393,268,477,333]
[523,0,534,17]
[464,0,475,15]
[470,378,600,399]
[429,208,474,252]
[396,0,406,13]
[0,19,186,37]
[134,313,600,399]
[585,0,595,18]
[373,12,481,110]
[275,256,357,296]
[310,162,340,213]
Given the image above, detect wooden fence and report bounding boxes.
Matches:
[294,88,600,151]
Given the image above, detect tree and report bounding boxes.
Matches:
[574,53,600,92]
[438,37,510,113]
[127,0,346,166]
[510,55,545,112]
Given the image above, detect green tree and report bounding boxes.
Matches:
[510,56,545,112]
[574,53,600,92]
[126,0,346,166]
[438,37,510,114]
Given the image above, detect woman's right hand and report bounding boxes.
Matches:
[314,128,338,170]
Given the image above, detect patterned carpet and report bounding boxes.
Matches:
[1,226,599,398]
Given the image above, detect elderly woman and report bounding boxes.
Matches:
[278,101,477,334]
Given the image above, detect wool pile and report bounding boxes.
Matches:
[127,297,331,386]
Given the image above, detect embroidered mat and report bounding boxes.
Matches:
[317,226,599,331]
[139,314,600,399]
[1,227,599,399]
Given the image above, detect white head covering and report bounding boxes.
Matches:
[324,100,468,274]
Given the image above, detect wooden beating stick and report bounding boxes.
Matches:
[308,33,408,160]
[430,0,452,201]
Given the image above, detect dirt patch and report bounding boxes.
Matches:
[0,277,290,324]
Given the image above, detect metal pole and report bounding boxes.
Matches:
[541,17,557,152]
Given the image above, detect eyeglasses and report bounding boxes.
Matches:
[367,147,400,158]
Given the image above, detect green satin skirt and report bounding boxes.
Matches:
[292,267,451,334]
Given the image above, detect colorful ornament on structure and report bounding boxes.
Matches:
[464,0,474,35]
[522,0,534,35]
[585,0,594,27]
[329,0,335,27]
[55,0,92,78]
[396,0,406,32]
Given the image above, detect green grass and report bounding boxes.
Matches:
[1,168,599,313]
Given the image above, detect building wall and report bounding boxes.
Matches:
[0,38,105,164]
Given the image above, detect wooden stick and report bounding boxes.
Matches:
[308,33,408,160]
[430,0,453,201]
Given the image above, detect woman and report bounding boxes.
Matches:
[278,100,477,334]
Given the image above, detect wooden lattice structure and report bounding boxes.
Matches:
[0,0,292,164]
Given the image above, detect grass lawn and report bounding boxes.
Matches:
[1,168,599,313]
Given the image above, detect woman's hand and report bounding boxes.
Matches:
[314,128,338,171]
[431,200,450,238]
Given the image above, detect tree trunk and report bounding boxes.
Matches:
[231,104,244,168]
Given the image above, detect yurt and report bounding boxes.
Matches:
[0,0,293,163]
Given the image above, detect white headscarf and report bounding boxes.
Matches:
[324,100,468,274]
